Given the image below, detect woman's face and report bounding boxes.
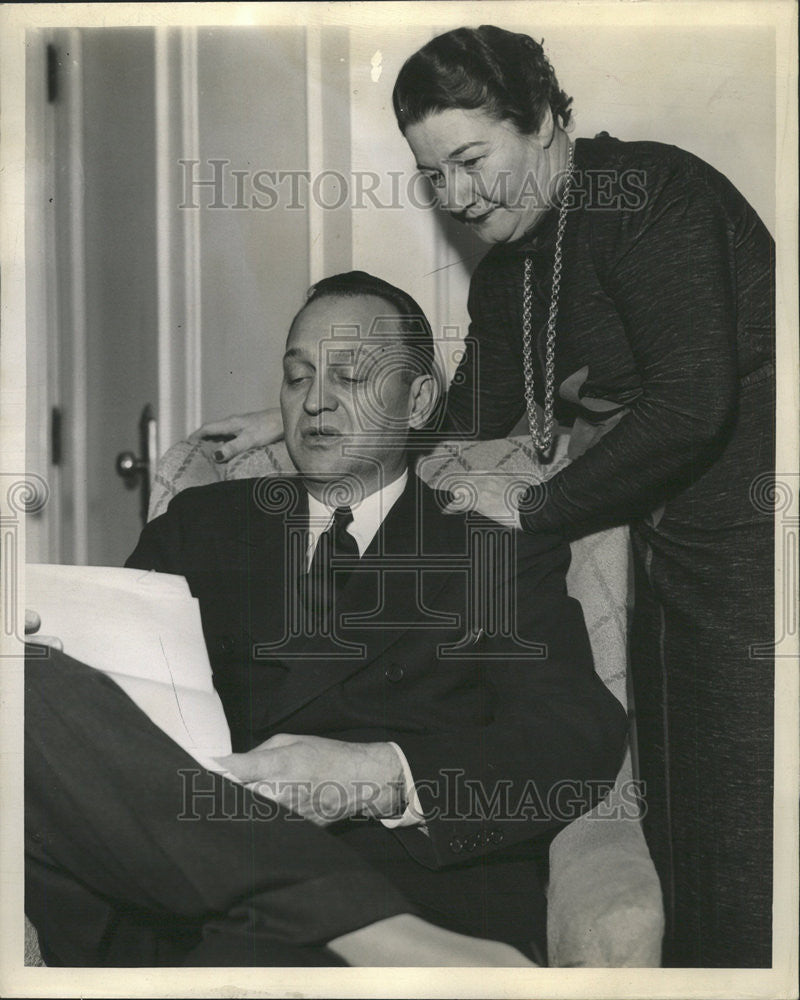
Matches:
[404,107,561,244]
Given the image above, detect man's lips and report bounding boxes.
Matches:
[301,427,342,439]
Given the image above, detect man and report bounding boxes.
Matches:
[25,271,627,966]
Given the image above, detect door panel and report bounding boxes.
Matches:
[80,29,159,565]
[38,27,313,567]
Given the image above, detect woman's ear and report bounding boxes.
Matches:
[538,105,556,148]
[407,373,439,429]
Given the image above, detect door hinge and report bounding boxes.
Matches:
[46,43,59,103]
[51,406,62,465]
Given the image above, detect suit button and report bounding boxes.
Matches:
[384,664,405,683]
[449,837,464,854]
[219,635,236,653]
[489,829,503,845]
[465,836,477,852]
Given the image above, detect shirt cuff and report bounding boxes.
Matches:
[380,742,426,828]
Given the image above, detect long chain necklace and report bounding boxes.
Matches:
[521,140,575,457]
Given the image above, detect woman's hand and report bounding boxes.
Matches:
[191,407,283,463]
[441,474,528,530]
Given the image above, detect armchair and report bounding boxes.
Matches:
[148,432,664,966]
[25,433,663,967]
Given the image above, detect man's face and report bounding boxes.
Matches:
[280,294,424,501]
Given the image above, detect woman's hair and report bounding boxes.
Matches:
[392,25,573,136]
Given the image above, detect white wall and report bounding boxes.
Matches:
[530,24,774,232]
[197,28,310,424]
[194,26,355,425]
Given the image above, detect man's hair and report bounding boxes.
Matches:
[393,25,573,136]
[300,270,437,386]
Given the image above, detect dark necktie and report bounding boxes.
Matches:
[309,505,358,571]
[302,506,359,622]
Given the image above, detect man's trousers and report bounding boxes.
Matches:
[24,648,546,966]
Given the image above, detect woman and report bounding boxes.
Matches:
[198,26,775,968]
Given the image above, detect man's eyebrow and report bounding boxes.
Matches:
[282,348,311,362]
[416,141,487,171]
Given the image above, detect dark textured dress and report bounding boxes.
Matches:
[443,134,775,968]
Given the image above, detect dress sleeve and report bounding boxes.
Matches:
[520,169,742,537]
[441,261,527,439]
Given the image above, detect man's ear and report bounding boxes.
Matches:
[407,373,439,429]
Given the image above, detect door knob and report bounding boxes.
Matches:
[115,451,148,482]
[115,404,157,525]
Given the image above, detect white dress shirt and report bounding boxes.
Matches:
[305,469,425,828]
[305,469,409,565]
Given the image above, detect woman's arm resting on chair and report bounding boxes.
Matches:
[192,407,283,463]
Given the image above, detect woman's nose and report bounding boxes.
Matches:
[439,166,476,212]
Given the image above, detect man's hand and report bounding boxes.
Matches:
[24,609,63,651]
[191,407,283,463]
[216,734,406,826]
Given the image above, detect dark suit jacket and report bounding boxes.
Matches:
[126,473,627,872]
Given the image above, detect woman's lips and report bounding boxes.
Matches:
[464,206,497,225]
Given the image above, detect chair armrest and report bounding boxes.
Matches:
[24,916,44,966]
[547,778,664,967]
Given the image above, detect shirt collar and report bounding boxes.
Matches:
[306,469,408,560]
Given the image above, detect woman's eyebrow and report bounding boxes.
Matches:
[445,140,488,160]
[416,140,487,171]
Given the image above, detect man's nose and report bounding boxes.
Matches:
[303,373,337,414]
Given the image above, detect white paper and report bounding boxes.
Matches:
[26,564,232,763]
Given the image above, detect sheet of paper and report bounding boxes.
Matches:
[26,564,232,763]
